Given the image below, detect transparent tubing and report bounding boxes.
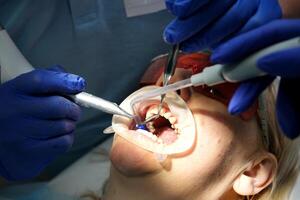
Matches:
[131,78,193,106]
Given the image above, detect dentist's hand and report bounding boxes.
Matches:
[0,65,85,180]
[211,20,300,139]
[164,0,282,52]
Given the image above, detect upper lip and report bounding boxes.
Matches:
[134,100,163,121]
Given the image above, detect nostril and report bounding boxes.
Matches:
[180,88,192,102]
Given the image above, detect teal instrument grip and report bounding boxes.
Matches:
[222,37,300,82]
[190,37,300,86]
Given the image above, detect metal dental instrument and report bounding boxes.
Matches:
[161,44,180,103]
[0,24,134,119]
[133,37,300,103]
[141,44,180,124]
[71,93,134,119]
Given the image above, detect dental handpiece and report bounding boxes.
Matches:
[71,92,133,118]
[133,37,300,103]
[0,25,133,119]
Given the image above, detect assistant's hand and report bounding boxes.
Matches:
[211,20,300,139]
[0,65,86,180]
[164,0,282,52]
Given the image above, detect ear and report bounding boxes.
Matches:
[233,153,277,196]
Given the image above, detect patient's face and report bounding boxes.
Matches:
[107,69,261,199]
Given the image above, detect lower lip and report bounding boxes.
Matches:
[110,135,161,176]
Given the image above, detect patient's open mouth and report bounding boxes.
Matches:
[147,114,177,145]
[111,86,196,155]
[131,103,179,145]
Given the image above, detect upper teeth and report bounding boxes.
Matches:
[146,109,157,118]
[146,107,167,119]
[146,107,177,125]
[146,107,177,124]
[144,106,180,134]
[167,116,177,124]
[163,112,172,119]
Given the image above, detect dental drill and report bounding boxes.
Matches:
[133,37,300,103]
[0,24,133,119]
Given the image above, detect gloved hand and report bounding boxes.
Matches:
[164,0,282,52]
[211,19,300,139]
[0,65,85,180]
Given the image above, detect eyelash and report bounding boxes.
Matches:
[208,88,224,98]
[195,86,227,101]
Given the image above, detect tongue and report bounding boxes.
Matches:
[154,127,177,145]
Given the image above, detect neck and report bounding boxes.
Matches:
[102,167,185,200]
[102,167,241,200]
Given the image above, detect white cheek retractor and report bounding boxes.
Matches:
[107,86,196,157]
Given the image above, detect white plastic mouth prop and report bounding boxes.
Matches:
[108,86,196,155]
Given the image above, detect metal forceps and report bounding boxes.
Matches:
[142,44,180,124]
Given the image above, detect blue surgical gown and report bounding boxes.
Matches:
[0,0,172,177]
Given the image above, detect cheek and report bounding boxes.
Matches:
[169,114,236,188]
[195,114,235,165]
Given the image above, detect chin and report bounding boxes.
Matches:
[110,135,163,177]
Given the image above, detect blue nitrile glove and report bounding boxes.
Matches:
[211,19,300,139]
[164,0,282,52]
[0,65,86,180]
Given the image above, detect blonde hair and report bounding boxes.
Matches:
[249,84,300,200]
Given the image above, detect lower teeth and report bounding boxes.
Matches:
[136,129,157,141]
